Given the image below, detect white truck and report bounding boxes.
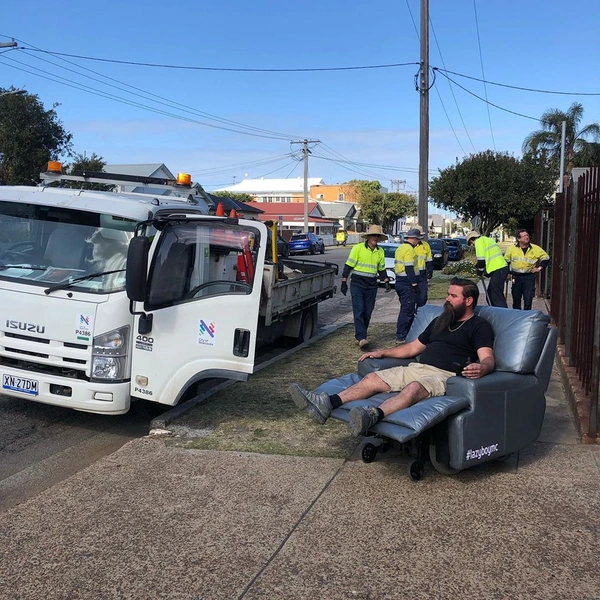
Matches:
[0,169,337,414]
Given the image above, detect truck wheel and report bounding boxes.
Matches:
[298,309,315,342]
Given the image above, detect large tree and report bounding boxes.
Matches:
[429,150,555,235]
[0,88,73,185]
[212,190,254,203]
[63,153,113,190]
[359,191,417,233]
[522,102,600,174]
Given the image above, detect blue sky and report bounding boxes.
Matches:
[1,0,599,196]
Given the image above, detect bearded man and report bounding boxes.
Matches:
[289,278,495,436]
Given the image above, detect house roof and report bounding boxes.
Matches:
[104,164,175,179]
[215,177,325,194]
[318,201,357,219]
[244,202,337,226]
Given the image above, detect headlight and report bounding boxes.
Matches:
[92,326,130,381]
[434,253,442,258]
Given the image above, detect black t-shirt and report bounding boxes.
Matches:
[417,315,494,373]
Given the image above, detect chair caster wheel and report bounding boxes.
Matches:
[361,443,378,463]
[408,459,425,481]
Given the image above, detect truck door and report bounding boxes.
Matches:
[129,218,266,405]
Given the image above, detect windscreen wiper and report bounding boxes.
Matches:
[0,264,49,271]
[44,269,125,295]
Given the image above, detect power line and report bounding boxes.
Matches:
[434,67,600,96]
[16,46,419,73]
[473,0,495,150]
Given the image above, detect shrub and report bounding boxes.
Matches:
[442,259,478,278]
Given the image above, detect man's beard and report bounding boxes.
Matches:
[433,300,467,333]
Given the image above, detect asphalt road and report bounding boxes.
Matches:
[0,244,356,513]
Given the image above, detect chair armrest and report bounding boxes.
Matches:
[357,357,414,377]
[445,371,536,407]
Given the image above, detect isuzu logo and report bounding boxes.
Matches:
[5,320,46,334]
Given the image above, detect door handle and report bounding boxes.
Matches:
[233,328,250,357]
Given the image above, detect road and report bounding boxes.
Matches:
[0,244,359,513]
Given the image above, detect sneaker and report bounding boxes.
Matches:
[354,339,360,346]
[348,406,381,436]
[395,339,405,346]
[358,339,369,348]
[288,383,332,424]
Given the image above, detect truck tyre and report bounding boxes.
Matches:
[298,308,315,342]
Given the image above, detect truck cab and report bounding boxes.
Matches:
[0,172,268,414]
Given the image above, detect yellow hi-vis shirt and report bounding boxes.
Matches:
[415,240,433,278]
[504,243,550,274]
[394,242,418,284]
[344,242,385,278]
[474,236,507,274]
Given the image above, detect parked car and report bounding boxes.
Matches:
[428,238,449,269]
[265,228,290,259]
[378,242,400,284]
[441,238,464,261]
[288,232,325,255]
[454,236,469,251]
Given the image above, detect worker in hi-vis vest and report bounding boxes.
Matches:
[466,230,508,308]
[394,228,421,344]
[340,224,390,349]
[504,229,550,310]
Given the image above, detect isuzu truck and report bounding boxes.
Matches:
[0,167,337,414]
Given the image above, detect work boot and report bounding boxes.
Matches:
[358,339,369,349]
[288,383,332,424]
[395,339,405,346]
[348,406,381,436]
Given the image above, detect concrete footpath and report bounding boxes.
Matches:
[1,291,599,599]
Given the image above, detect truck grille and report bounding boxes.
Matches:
[0,329,91,378]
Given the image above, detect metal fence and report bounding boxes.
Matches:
[547,167,599,441]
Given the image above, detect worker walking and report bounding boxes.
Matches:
[466,230,509,308]
[414,225,433,307]
[394,228,421,345]
[504,229,550,310]
[340,225,390,349]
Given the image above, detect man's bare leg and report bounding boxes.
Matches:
[337,372,391,403]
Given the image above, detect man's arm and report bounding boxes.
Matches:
[358,338,426,362]
[461,347,495,379]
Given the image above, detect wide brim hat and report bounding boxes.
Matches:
[361,225,388,241]
[405,227,425,239]
[466,230,481,243]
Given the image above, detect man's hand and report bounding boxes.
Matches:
[358,350,385,362]
[461,362,487,379]
[340,280,348,296]
[427,271,433,280]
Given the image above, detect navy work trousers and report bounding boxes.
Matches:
[350,278,378,341]
[416,275,428,308]
[484,266,509,308]
[395,280,418,341]
[511,273,536,310]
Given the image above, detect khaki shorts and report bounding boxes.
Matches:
[374,362,455,398]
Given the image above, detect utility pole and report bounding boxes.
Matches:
[291,138,320,232]
[390,179,407,193]
[418,0,429,231]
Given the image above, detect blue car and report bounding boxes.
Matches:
[441,238,464,261]
[288,232,325,255]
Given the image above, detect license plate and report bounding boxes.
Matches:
[2,374,39,396]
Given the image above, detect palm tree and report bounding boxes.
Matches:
[522,102,600,173]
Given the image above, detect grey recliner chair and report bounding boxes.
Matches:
[314,305,558,479]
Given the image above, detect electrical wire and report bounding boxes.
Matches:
[16,46,419,73]
[187,153,295,176]
[434,67,600,96]
[1,55,296,140]
[473,0,495,150]
[436,71,540,121]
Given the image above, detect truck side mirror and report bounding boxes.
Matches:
[126,236,150,302]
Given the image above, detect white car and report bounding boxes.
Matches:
[378,242,401,285]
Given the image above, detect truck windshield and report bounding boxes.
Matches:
[0,200,136,293]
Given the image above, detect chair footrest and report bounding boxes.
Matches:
[316,374,469,443]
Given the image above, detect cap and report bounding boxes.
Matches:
[466,230,481,243]
[405,227,425,239]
